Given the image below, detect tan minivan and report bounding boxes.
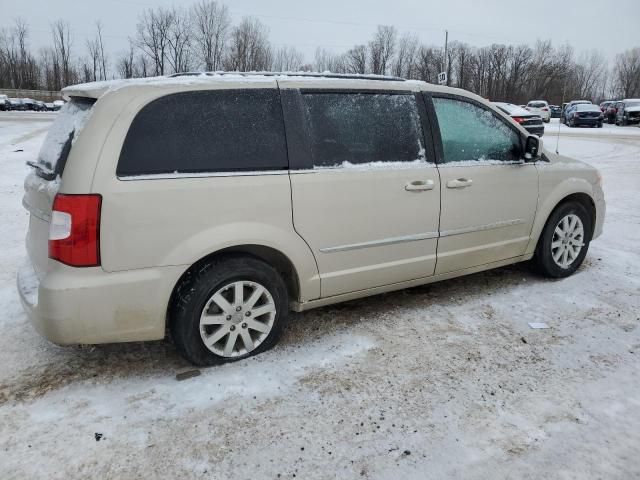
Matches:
[18,73,605,365]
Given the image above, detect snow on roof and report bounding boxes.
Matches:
[62,72,425,100]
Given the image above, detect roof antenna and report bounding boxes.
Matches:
[556,75,566,155]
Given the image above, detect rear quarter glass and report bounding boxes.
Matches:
[37,97,96,177]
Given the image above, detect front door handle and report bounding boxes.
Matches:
[405,179,435,192]
[446,178,473,189]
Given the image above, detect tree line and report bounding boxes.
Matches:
[1,0,639,104]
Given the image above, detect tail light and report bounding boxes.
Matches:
[512,116,527,124]
[49,194,102,267]
[542,107,549,111]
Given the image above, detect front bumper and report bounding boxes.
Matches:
[17,260,185,345]
[593,184,606,240]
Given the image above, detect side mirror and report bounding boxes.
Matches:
[524,135,542,161]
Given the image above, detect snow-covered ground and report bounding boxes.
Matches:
[1,112,639,479]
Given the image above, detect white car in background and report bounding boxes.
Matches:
[526,100,551,123]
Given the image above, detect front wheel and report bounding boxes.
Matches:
[170,255,289,366]
[533,201,592,278]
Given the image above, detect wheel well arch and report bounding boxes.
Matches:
[552,192,596,236]
[167,245,300,320]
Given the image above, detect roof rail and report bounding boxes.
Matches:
[169,71,407,82]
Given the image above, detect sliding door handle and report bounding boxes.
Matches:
[405,179,435,192]
[446,178,473,189]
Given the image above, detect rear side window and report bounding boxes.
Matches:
[301,93,426,168]
[37,97,95,176]
[117,89,287,176]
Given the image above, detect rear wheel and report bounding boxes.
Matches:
[170,255,289,366]
[533,201,592,278]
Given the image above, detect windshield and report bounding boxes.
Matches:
[528,102,547,108]
[626,101,640,108]
[36,97,95,175]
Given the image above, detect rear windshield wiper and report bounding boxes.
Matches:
[26,160,57,181]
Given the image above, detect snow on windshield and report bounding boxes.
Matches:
[37,98,94,173]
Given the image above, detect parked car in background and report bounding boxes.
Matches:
[604,101,619,124]
[526,100,551,123]
[615,99,640,126]
[52,99,65,111]
[599,100,615,113]
[562,100,592,124]
[566,103,604,128]
[18,73,604,365]
[44,102,55,111]
[34,100,46,111]
[550,105,562,118]
[493,102,545,136]
[22,98,36,111]
[8,98,26,111]
[0,94,9,111]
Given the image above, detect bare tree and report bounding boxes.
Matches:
[116,40,136,79]
[313,47,344,72]
[369,25,396,75]
[96,21,108,80]
[344,44,367,74]
[136,7,173,75]
[86,38,101,81]
[613,47,640,98]
[572,50,606,100]
[51,19,74,88]
[224,17,272,71]
[272,46,304,71]
[191,0,230,70]
[166,8,193,73]
[393,32,418,78]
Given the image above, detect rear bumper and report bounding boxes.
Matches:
[573,118,601,125]
[17,260,185,345]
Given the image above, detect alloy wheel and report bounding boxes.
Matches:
[199,280,276,357]
[551,214,585,269]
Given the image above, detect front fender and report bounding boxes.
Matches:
[525,170,597,255]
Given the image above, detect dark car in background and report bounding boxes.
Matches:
[561,100,592,124]
[615,99,640,126]
[550,105,562,118]
[604,102,619,124]
[21,98,36,111]
[492,102,545,136]
[566,103,604,128]
[8,98,26,111]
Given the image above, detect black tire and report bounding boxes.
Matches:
[533,201,593,278]
[597,122,603,128]
[170,255,289,366]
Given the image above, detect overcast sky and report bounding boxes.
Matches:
[3,0,640,65]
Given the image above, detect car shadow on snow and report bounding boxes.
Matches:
[2,259,580,405]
